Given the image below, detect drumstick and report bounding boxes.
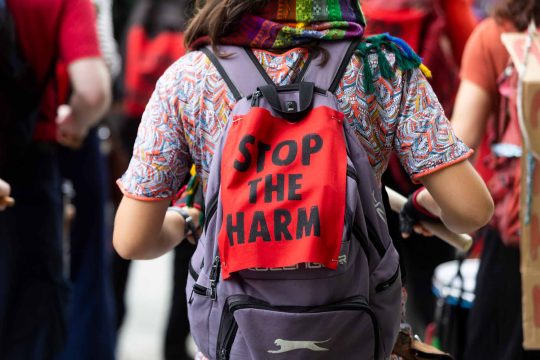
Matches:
[0,196,15,207]
[385,187,473,252]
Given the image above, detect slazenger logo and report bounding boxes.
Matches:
[268,338,331,354]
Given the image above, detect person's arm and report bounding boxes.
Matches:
[113,197,200,259]
[450,80,492,149]
[56,58,112,149]
[414,160,493,234]
[112,52,198,260]
[412,58,495,234]
[54,0,112,149]
[392,37,494,235]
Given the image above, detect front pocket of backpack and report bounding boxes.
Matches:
[216,295,380,360]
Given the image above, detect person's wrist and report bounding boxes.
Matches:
[167,206,200,240]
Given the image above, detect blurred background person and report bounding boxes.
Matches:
[362,0,480,338]
[450,0,540,358]
[54,0,119,359]
[0,0,110,359]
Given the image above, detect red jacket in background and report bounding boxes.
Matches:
[7,0,101,142]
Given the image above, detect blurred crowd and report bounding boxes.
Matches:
[0,0,538,359]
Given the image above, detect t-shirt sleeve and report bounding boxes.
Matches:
[59,0,101,64]
[460,19,505,95]
[394,67,473,182]
[117,62,191,201]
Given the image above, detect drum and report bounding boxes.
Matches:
[431,258,479,359]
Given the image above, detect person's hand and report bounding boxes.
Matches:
[56,104,89,149]
[182,206,202,245]
[399,187,438,238]
[166,206,202,245]
[0,178,14,211]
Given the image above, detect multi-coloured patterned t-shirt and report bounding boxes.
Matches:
[118,47,472,201]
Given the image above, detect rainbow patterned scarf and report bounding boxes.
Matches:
[192,0,366,49]
[192,0,431,91]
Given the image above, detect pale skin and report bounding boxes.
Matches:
[114,159,494,260]
[56,58,112,149]
[450,80,492,150]
[0,178,11,211]
[114,198,201,259]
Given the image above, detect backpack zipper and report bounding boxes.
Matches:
[204,193,219,233]
[208,255,221,300]
[218,295,380,360]
[188,191,221,302]
[375,265,400,293]
[189,255,220,302]
[250,91,262,107]
[188,261,199,281]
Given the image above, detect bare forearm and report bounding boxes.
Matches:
[69,88,110,128]
[127,213,186,260]
[67,58,112,128]
[419,161,494,234]
[417,186,490,234]
[113,196,200,260]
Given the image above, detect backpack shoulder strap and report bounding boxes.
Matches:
[301,39,361,94]
[200,45,272,101]
[200,41,360,99]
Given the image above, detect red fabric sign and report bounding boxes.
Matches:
[218,106,347,279]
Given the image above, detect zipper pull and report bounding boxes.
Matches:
[210,255,221,280]
[209,256,221,300]
[250,91,261,107]
[219,348,228,360]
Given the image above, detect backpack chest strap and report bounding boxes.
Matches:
[301,40,361,93]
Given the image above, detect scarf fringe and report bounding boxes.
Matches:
[356,33,432,94]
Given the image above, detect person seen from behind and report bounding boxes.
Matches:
[113,0,494,358]
[54,0,119,359]
[450,0,540,359]
[0,0,110,358]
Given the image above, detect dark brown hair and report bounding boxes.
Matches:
[184,0,269,49]
[494,0,540,31]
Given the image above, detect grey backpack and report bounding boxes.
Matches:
[187,41,402,360]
